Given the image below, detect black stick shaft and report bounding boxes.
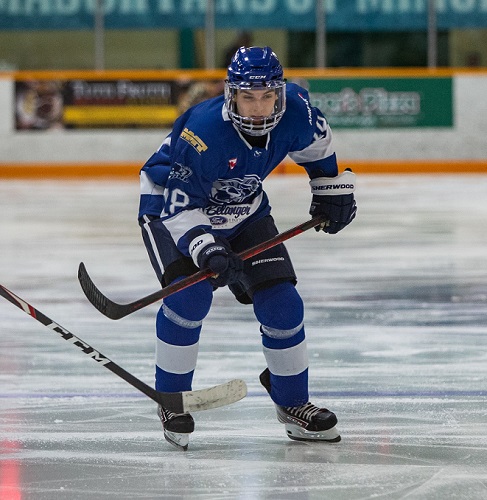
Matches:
[0,284,189,412]
[79,215,326,319]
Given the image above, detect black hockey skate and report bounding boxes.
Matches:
[260,368,341,443]
[157,405,195,451]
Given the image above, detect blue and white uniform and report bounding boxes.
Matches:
[139,83,337,248]
[139,83,338,407]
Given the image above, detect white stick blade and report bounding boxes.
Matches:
[181,379,247,412]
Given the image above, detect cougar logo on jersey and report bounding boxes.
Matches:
[168,162,192,183]
[209,175,261,204]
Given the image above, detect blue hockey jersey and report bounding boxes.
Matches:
[139,83,338,257]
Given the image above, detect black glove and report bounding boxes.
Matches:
[196,238,244,287]
[309,170,357,234]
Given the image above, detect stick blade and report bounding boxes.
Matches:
[78,262,126,320]
[180,379,247,413]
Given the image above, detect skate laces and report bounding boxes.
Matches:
[285,402,322,421]
[158,405,184,422]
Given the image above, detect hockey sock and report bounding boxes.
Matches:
[155,278,213,393]
[253,282,309,406]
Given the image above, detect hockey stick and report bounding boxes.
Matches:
[0,284,247,413]
[78,214,327,320]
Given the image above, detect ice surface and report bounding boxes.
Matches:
[1,175,486,499]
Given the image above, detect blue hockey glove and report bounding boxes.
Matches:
[190,234,244,287]
[309,170,357,234]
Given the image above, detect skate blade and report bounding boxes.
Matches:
[285,424,341,443]
[164,429,190,451]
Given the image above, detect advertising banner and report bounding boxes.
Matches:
[15,76,453,130]
[2,0,487,31]
[15,78,224,130]
[307,77,453,128]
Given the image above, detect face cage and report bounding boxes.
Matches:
[225,81,286,136]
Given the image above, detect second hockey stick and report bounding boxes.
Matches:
[78,214,327,320]
[0,284,247,413]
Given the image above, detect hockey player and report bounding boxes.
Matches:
[138,46,357,450]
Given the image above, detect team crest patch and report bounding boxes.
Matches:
[228,158,237,169]
[209,175,260,204]
[168,162,193,182]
